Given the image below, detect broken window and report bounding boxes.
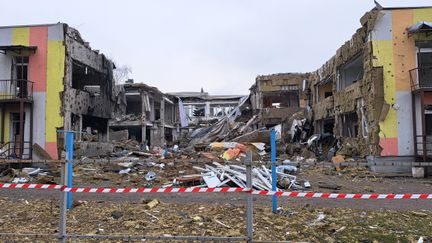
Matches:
[416,43,432,88]
[192,104,205,117]
[315,78,333,103]
[281,85,298,91]
[12,56,29,98]
[164,103,174,123]
[127,126,142,142]
[323,118,335,134]
[165,127,173,143]
[357,98,368,138]
[82,115,108,141]
[337,54,364,90]
[341,112,358,138]
[72,60,105,96]
[262,90,299,108]
[154,101,161,120]
[126,95,142,116]
[126,94,142,115]
[210,105,224,117]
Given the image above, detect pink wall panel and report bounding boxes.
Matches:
[29,26,48,92]
[379,137,399,156]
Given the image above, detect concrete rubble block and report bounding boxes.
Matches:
[412,167,425,178]
[110,130,129,142]
[75,142,114,157]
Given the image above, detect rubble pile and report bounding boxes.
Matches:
[0,198,430,242]
[192,161,304,190]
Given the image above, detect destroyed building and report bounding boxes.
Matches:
[110,81,179,148]
[249,73,310,128]
[294,7,432,161]
[0,23,116,159]
[308,6,432,161]
[246,6,432,166]
[168,90,245,127]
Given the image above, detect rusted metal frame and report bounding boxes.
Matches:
[420,91,427,162]
[19,99,24,159]
[29,102,33,159]
[412,92,418,159]
[1,104,4,144]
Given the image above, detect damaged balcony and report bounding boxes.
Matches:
[410,67,432,91]
[0,79,34,102]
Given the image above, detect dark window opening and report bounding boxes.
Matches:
[145,127,151,147]
[341,112,358,138]
[72,60,106,96]
[192,105,205,117]
[126,95,142,115]
[82,115,108,141]
[263,91,299,108]
[323,118,335,134]
[417,51,432,87]
[154,102,161,120]
[127,126,142,142]
[164,103,174,122]
[425,113,432,136]
[165,127,173,144]
[338,54,364,90]
[13,56,29,98]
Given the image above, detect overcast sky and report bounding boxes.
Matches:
[2,0,431,94]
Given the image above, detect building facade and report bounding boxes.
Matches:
[250,73,309,128]
[309,6,432,159]
[0,23,116,159]
[110,82,179,148]
[169,91,244,127]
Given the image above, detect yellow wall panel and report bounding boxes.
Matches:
[379,109,398,138]
[12,27,29,46]
[373,39,398,138]
[372,40,396,103]
[45,40,65,142]
[413,9,432,23]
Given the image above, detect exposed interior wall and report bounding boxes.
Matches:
[62,25,115,150]
[254,73,309,126]
[310,9,384,157]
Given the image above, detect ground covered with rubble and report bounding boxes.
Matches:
[0,197,431,242]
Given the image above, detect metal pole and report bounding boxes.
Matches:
[270,128,277,213]
[59,162,67,243]
[65,132,74,209]
[245,151,253,243]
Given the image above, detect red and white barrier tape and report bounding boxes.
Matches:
[62,187,247,193]
[252,191,432,199]
[0,183,63,190]
[1,183,432,199]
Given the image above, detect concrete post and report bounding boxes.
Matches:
[160,97,165,146]
[141,92,147,144]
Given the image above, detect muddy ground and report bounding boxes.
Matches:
[1,160,432,242]
[0,198,431,242]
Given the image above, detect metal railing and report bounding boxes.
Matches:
[0,141,32,159]
[0,79,34,101]
[414,135,432,161]
[409,67,432,91]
